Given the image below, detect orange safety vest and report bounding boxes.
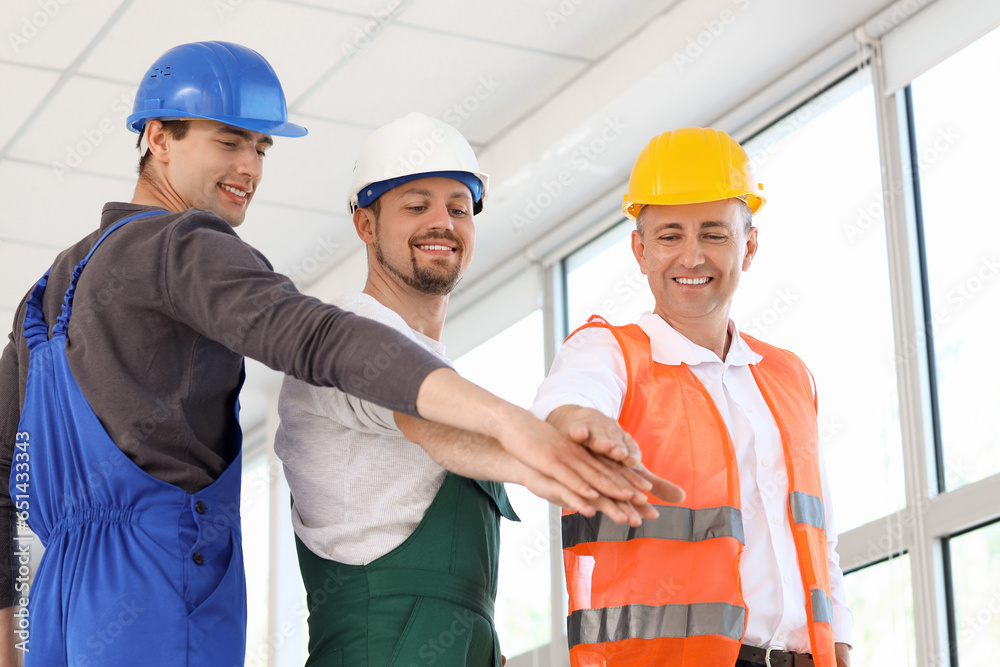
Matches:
[562,317,836,667]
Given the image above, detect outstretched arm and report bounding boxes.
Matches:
[396,412,651,525]
[412,368,672,522]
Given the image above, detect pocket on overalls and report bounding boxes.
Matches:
[384,596,496,667]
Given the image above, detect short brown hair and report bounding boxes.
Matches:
[136,120,190,176]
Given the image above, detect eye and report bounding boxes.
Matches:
[409,205,427,212]
[257,149,267,158]
[449,208,468,217]
[220,141,237,148]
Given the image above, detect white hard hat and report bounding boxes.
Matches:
[347,112,489,215]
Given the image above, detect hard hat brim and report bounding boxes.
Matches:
[127,110,308,138]
[623,192,766,220]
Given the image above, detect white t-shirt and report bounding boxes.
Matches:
[274,293,449,565]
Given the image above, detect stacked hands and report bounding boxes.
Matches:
[505,404,685,526]
[404,367,684,525]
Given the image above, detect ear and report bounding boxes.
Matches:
[144,120,171,164]
[353,207,376,245]
[742,226,758,272]
[631,229,648,275]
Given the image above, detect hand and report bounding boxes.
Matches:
[547,404,640,465]
[547,405,685,505]
[395,413,602,519]
[835,642,850,667]
[414,369,659,524]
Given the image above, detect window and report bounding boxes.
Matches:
[453,310,552,657]
[564,220,649,331]
[909,25,1000,491]
[739,72,905,533]
[845,555,916,666]
[949,521,1000,661]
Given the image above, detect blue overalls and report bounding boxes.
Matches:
[11,211,247,666]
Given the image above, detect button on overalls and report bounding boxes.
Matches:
[12,211,248,666]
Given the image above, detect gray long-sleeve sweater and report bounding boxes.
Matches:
[0,202,449,606]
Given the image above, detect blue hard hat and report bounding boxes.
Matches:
[126,41,307,138]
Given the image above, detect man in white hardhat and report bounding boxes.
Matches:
[275,112,683,667]
[0,44,655,666]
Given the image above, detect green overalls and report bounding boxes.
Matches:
[296,472,519,666]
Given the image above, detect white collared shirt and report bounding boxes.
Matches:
[531,311,853,650]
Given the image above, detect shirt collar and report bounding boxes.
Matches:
[636,312,763,367]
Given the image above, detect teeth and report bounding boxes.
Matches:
[221,184,248,197]
[417,245,453,251]
[675,277,710,285]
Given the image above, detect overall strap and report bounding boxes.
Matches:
[52,210,165,336]
[22,271,53,350]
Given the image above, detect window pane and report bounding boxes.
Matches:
[739,72,904,532]
[565,220,651,331]
[951,521,1000,661]
[242,453,271,661]
[910,26,1000,490]
[845,555,916,666]
[453,310,551,657]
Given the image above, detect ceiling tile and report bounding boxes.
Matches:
[399,0,678,59]
[296,24,587,144]
[0,64,58,148]
[0,0,122,69]
[77,0,376,106]
[278,0,406,17]
[0,161,133,249]
[250,118,371,212]
[6,75,139,179]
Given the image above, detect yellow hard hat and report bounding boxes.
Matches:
[622,127,765,220]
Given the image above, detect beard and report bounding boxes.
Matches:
[373,228,465,296]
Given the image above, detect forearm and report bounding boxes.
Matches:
[395,412,615,513]
[394,413,518,482]
[414,367,538,439]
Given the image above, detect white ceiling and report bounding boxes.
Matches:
[0,0,926,436]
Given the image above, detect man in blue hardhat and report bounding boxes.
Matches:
[0,42,657,666]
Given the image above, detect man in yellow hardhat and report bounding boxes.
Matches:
[531,127,853,667]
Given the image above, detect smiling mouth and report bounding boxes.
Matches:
[415,243,456,253]
[674,277,711,285]
[220,184,249,198]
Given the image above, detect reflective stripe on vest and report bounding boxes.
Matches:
[563,505,744,549]
[568,602,746,648]
[790,491,826,530]
[811,588,835,625]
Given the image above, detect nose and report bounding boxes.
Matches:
[427,203,456,231]
[236,145,263,182]
[679,237,705,268]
